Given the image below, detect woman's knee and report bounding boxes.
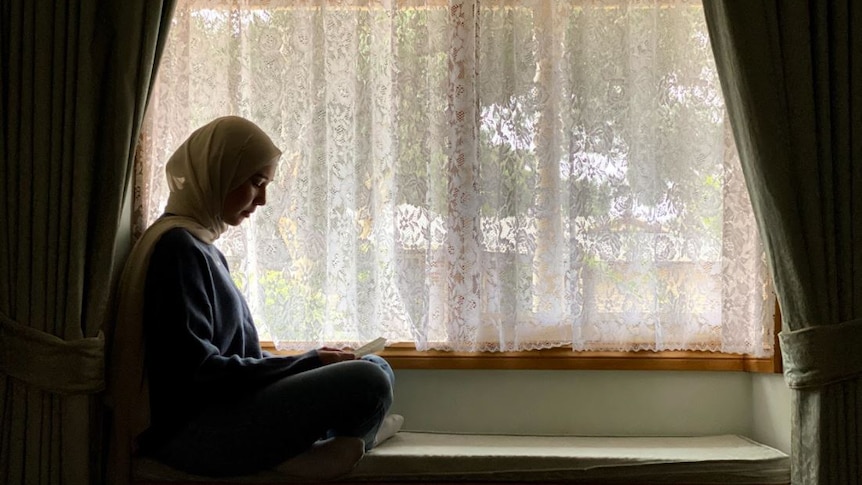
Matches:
[327,360,393,437]
[360,354,395,387]
[342,359,393,402]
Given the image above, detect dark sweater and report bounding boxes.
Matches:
[140,227,321,449]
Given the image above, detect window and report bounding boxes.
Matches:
[137,0,774,357]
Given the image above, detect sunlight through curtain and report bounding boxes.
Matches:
[138,0,772,354]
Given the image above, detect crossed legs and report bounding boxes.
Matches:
[149,358,394,477]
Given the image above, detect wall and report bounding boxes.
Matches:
[751,373,792,454]
[389,369,759,438]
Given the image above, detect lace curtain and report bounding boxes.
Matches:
[136,0,773,354]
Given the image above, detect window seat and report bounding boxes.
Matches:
[132,431,790,485]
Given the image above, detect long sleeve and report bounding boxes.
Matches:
[141,228,321,444]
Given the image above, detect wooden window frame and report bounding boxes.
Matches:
[184,0,780,375]
[263,302,783,374]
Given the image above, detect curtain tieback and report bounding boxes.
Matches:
[780,318,862,389]
[0,312,104,393]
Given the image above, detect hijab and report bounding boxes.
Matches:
[107,116,281,483]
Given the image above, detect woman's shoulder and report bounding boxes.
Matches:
[147,227,225,281]
[155,226,204,250]
[150,227,216,262]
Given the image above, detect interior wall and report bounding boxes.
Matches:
[389,369,754,437]
[751,373,792,454]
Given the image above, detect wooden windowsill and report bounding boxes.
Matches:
[262,342,780,373]
[262,301,785,374]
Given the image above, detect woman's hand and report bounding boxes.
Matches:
[316,347,356,365]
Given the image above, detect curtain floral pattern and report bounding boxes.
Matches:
[137,0,773,354]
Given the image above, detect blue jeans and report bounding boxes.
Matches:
[148,355,394,477]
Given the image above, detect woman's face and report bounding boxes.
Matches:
[221,163,277,226]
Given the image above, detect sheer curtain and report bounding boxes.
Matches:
[138,0,772,354]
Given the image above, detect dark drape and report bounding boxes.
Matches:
[704,1,862,483]
[0,1,175,483]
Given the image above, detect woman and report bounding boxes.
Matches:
[109,116,401,480]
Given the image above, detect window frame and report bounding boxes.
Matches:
[262,302,783,373]
[151,0,779,369]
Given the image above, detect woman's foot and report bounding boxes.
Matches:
[373,414,404,447]
[275,436,365,479]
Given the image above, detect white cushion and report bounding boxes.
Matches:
[133,432,790,484]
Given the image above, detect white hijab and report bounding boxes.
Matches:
[107,116,281,483]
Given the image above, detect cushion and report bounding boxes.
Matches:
[133,432,790,484]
